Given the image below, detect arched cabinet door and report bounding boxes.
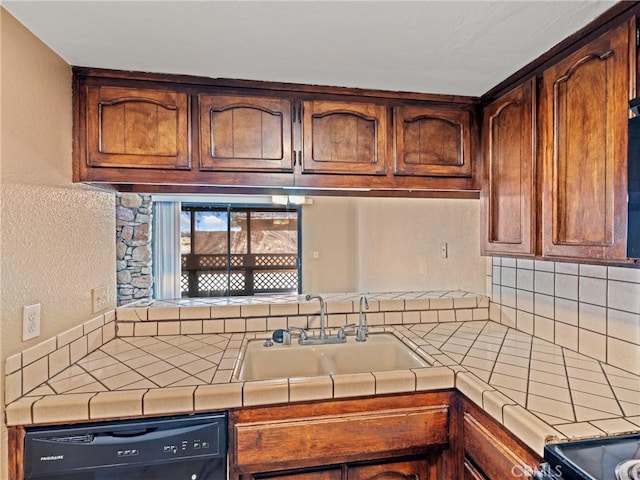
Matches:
[540,19,632,260]
[301,100,388,175]
[199,94,294,172]
[86,85,191,169]
[394,105,473,177]
[481,78,536,256]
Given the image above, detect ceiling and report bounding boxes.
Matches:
[3,1,619,97]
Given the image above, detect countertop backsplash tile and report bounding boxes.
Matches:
[4,289,640,458]
[491,257,640,376]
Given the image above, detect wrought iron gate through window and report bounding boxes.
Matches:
[181,205,301,297]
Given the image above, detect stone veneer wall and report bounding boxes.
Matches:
[116,193,153,305]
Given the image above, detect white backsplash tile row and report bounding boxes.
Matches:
[490,257,640,375]
[3,311,117,403]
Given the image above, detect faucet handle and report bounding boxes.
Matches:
[337,323,356,339]
[288,326,309,341]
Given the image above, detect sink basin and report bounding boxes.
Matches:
[238,346,332,380]
[234,333,431,381]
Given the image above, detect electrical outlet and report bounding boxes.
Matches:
[440,242,448,258]
[23,303,41,341]
[92,286,108,313]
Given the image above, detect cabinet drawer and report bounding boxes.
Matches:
[234,405,449,471]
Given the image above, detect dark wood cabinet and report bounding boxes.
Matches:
[348,458,433,480]
[301,100,388,176]
[463,459,487,480]
[230,392,453,480]
[257,469,343,480]
[394,105,472,177]
[84,85,191,169]
[481,78,536,256]
[73,69,479,195]
[198,94,294,173]
[539,19,634,260]
[459,398,541,480]
[8,391,545,480]
[256,458,436,480]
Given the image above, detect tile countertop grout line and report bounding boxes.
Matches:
[4,291,639,458]
[5,321,637,455]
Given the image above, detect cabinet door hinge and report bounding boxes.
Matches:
[636,26,639,47]
[293,105,302,123]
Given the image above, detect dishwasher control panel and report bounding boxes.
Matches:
[24,412,227,478]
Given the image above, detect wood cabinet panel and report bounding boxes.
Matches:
[463,460,487,480]
[481,78,536,256]
[394,105,472,177]
[256,469,343,480]
[461,398,540,480]
[86,85,190,169]
[348,458,429,480]
[230,392,454,476]
[234,405,448,471]
[301,100,388,175]
[540,20,632,260]
[199,94,294,172]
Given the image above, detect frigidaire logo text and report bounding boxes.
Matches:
[40,455,64,461]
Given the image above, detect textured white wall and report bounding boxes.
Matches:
[302,196,488,295]
[356,197,487,294]
[302,196,358,293]
[1,8,116,478]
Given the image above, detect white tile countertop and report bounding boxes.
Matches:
[4,291,640,457]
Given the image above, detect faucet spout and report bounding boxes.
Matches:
[305,294,327,340]
[356,295,369,342]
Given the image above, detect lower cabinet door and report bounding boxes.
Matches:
[256,469,343,480]
[348,458,433,480]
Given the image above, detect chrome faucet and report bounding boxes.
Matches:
[305,294,327,340]
[356,295,369,342]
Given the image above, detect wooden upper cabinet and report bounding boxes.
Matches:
[301,100,388,175]
[540,20,633,260]
[481,79,536,256]
[86,86,191,169]
[394,105,472,177]
[199,94,294,172]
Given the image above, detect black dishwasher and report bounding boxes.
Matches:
[23,412,227,480]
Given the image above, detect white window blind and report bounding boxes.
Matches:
[152,201,181,299]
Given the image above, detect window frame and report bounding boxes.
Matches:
[181,203,302,297]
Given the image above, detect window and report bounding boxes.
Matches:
[181,205,301,297]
